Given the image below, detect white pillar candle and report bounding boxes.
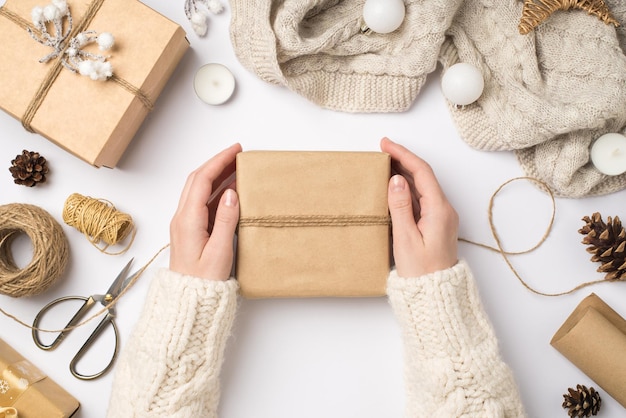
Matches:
[590,133,626,176]
[193,63,235,105]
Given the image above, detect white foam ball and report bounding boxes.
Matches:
[441,63,484,106]
[362,0,405,34]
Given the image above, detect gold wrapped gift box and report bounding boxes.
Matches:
[236,151,391,298]
[0,0,188,167]
[0,339,79,418]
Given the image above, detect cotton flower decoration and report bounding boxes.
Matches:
[27,0,115,81]
[184,0,225,36]
[78,60,113,81]
[190,10,209,36]
[97,33,115,51]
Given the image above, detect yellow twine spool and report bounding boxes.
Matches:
[0,203,69,298]
[62,193,135,254]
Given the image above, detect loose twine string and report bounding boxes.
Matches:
[459,176,607,296]
[0,243,169,334]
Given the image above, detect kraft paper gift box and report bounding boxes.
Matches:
[551,293,626,408]
[0,0,188,167]
[0,338,79,417]
[236,151,391,298]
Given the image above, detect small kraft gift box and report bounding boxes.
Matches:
[0,0,188,167]
[236,151,391,298]
[0,338,79,417]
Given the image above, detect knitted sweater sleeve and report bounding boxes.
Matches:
[106,268,239,418]
[387,260,526,418]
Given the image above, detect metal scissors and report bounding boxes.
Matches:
[32,259,137,380]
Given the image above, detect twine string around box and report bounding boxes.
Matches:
[62,193,136,254]
[239,214,391,227]
[460,176,608,297]
[0,0,153,134]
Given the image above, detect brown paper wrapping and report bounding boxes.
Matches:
[236,151,391,298]
[0,339,79,418]
[0,0,188,167]
[551,293,626,408]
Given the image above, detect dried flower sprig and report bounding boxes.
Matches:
[28,0,115,81]
[184,0,224,36]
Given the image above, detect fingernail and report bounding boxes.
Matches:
[224,189,238,207]
[391,175,406,192]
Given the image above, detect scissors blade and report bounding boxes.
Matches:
[104,258,134,300]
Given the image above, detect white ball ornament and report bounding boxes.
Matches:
[441,62,484,107]
[362,0,405,34]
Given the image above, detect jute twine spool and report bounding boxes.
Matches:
[62,193,135,254]
[0,203,69,298]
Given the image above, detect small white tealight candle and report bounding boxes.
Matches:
[194,63,235,105]
[362,0,405,34]
[441,62,484,107]
[590,133,626,176]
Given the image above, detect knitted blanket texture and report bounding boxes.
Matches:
[229,0,626,197]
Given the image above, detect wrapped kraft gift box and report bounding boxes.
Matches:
[551,293,626,408]
[0,338,79,417]
[0,0,188,167]
[236,151,391,298]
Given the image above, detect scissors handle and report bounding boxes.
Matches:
[69,312,119,380]
[32,295,120,380]
[32,295,96,350]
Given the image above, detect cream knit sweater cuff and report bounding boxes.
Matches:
[387,261,526,417]
[107,268,239,418]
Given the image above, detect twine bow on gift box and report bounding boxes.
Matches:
[0,0,154,133]
[0,407,18,418]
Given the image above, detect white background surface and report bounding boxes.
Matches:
[1,1,626,417]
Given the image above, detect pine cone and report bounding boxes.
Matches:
[579,212,626,281]
[562,384,601,417]
[8,150,49,187]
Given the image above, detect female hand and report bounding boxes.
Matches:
[380,138,459,277]
[169,143,242,280]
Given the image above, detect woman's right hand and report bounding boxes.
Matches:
[381,138,459,278]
